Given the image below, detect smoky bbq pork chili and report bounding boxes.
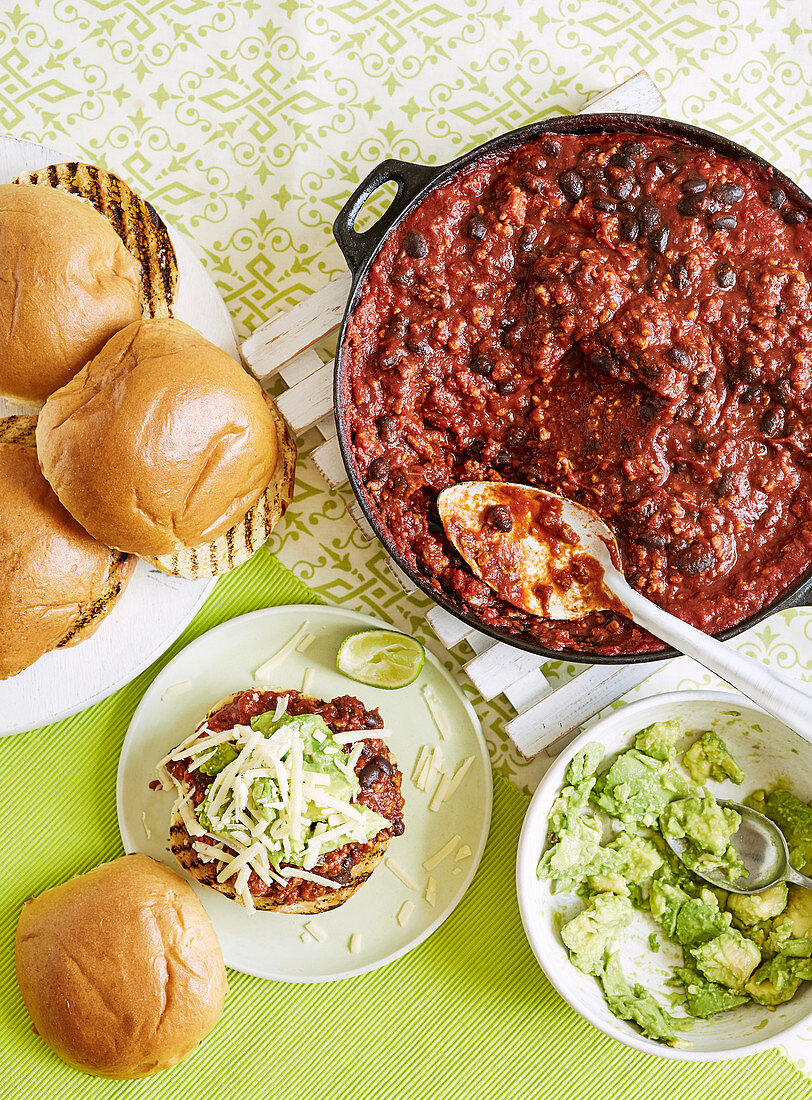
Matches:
[342,131,812,654]
[164,689,405,905]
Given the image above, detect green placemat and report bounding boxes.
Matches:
[0,551,810,1100]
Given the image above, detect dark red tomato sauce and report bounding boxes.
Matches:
[167,689,405,904]
[342,131,812,654]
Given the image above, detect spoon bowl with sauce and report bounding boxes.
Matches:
[438,481,812,740]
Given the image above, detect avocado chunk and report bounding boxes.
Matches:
[660,795,745,881]
[560,893,633,976]
[197,741,239,775]
[683,731,744,785]
[757,791,812,874]
[782,885,812,941]
[592,749,692,827]
[727,882,788,926]
[634,718,684,762]
[676,965,750,1018]
[745,954,812,1006]
[599,953,691,1043]
[648,878,728,947]
[566,742,604,785]
[693,929,761,990]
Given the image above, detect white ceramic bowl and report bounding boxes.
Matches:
[517,690,812,1061]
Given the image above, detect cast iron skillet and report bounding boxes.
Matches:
[332,112,812,664]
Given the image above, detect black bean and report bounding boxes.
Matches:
[619,215,639,242]
[637,202,661,234]
[377,414,398,440]
[385,315,408,338]
[406,338,430,356]
[695,370,712,392]
[737,352,761,383]
[520,466,545,486]
[608,152,634,169]
[558,169,584,201]
[541,139,561,158]
[739,384,761,404]
[621,141,647,157]
[403,231,428,258]
[668,347,692,367]
[467,438,485,457]
[714,182,745,205]
[593,197,617,212]
[390,474,408,494]
[471,354,493,376]
[648,226,669,253]
[681,178,708,194]
[760,407,786,437]
[651,156,677,179]
[497,377,519,395]
[493,451,510,470]
[713,472,734,497]
[487,505,513,532]
[591,349,622,376]
[715,260,736,288]
[710,214,737,232]
[521,173,545,194]
[518,226,537,251]
[784,210,806,226]
[585,165,607,186]
[771,377,792,403]
[639,401,658,422]
[380,351,401,369]
[608,176,634,200]
[364,712,385,729]
[505,426,527,446]
[680,548,715,576]
[677,194,703,217]
[367,456,389,482]
[467,215,487,240]
[692,439,706,453]
[671,259,690,289]
[768,188,786,210]
[620,200,636,213]
[358,756,393,787]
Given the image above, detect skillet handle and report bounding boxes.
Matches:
[333,158,438,275]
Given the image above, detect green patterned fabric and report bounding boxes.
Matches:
[1,554,810,1098]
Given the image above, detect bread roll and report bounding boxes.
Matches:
[0,184,141,405]
[15,854,227,1079]
[36,318,279,558]
[0,423,133,679]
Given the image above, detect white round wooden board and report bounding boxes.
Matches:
[117,605,492,982]
[0,134,237,734]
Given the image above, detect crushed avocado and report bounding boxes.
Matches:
[539,719,812,1046]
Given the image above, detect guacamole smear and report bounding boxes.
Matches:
[539,718,812,1046]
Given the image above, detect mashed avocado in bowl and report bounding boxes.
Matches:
[517,692,812,1061]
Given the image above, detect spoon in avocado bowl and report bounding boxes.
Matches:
[665,799,812,895]
[437,481,812,740]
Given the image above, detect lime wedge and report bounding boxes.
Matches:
[336,629,425,689]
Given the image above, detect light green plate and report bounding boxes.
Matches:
[117,605,492,983]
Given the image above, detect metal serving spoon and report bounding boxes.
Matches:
[665,799,812,894]
[437,481,812,740]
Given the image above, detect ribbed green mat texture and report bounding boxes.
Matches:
[1,550,809,1100]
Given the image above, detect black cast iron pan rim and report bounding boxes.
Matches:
[331,111,812,665]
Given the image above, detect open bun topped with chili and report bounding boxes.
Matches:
[158,688,405,913]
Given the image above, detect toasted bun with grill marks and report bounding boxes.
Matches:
[14,854,227,1079]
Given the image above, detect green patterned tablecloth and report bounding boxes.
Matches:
[2,0,812,1085]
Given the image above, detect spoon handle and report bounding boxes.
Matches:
[608,575,812,740]
[786,865,812,892]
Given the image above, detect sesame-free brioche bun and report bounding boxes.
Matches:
[14,854,227,1080]
[0,417,134,679]
[0,184,142,405]
[36,318,279,558]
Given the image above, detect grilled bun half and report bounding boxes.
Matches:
[0,417,133,679]
[15,855,227,1079]
[36,318,280,559]
[0,184,141,405]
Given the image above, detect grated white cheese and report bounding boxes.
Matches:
[421,684,450,739]
[397,901,414,927]
[429,771,453,812]
[304,920,328,943]
[444,756,475,802]
[295,632,316,654]
[274,695,289,720]
[384,857,420,891]
[300,930,312,943]
[254,622,311,680]
[161,680,192,701]
[279,867,342,889]
[455,844,472,862]
[349,933,362,954]
[301,667,314,695]
[141,812,151,840]
[411,745,430,784]
[452,866,462,876]
[425,875,437,906]
[423,834,461,872]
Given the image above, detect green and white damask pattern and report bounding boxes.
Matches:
[3,0,810,785]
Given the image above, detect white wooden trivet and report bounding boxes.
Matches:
[242,71,669,759]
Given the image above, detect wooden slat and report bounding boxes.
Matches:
[278,348,324,388]
[311,435,346,488]
[242,272,352,382]
[276,361,334,433]
[463,645,546,701]
[503,668,553,712]
[581,70,664,116]
[425,606,476,648]
[506,661,669,758]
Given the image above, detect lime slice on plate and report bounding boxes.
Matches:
[336,629,425,689]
